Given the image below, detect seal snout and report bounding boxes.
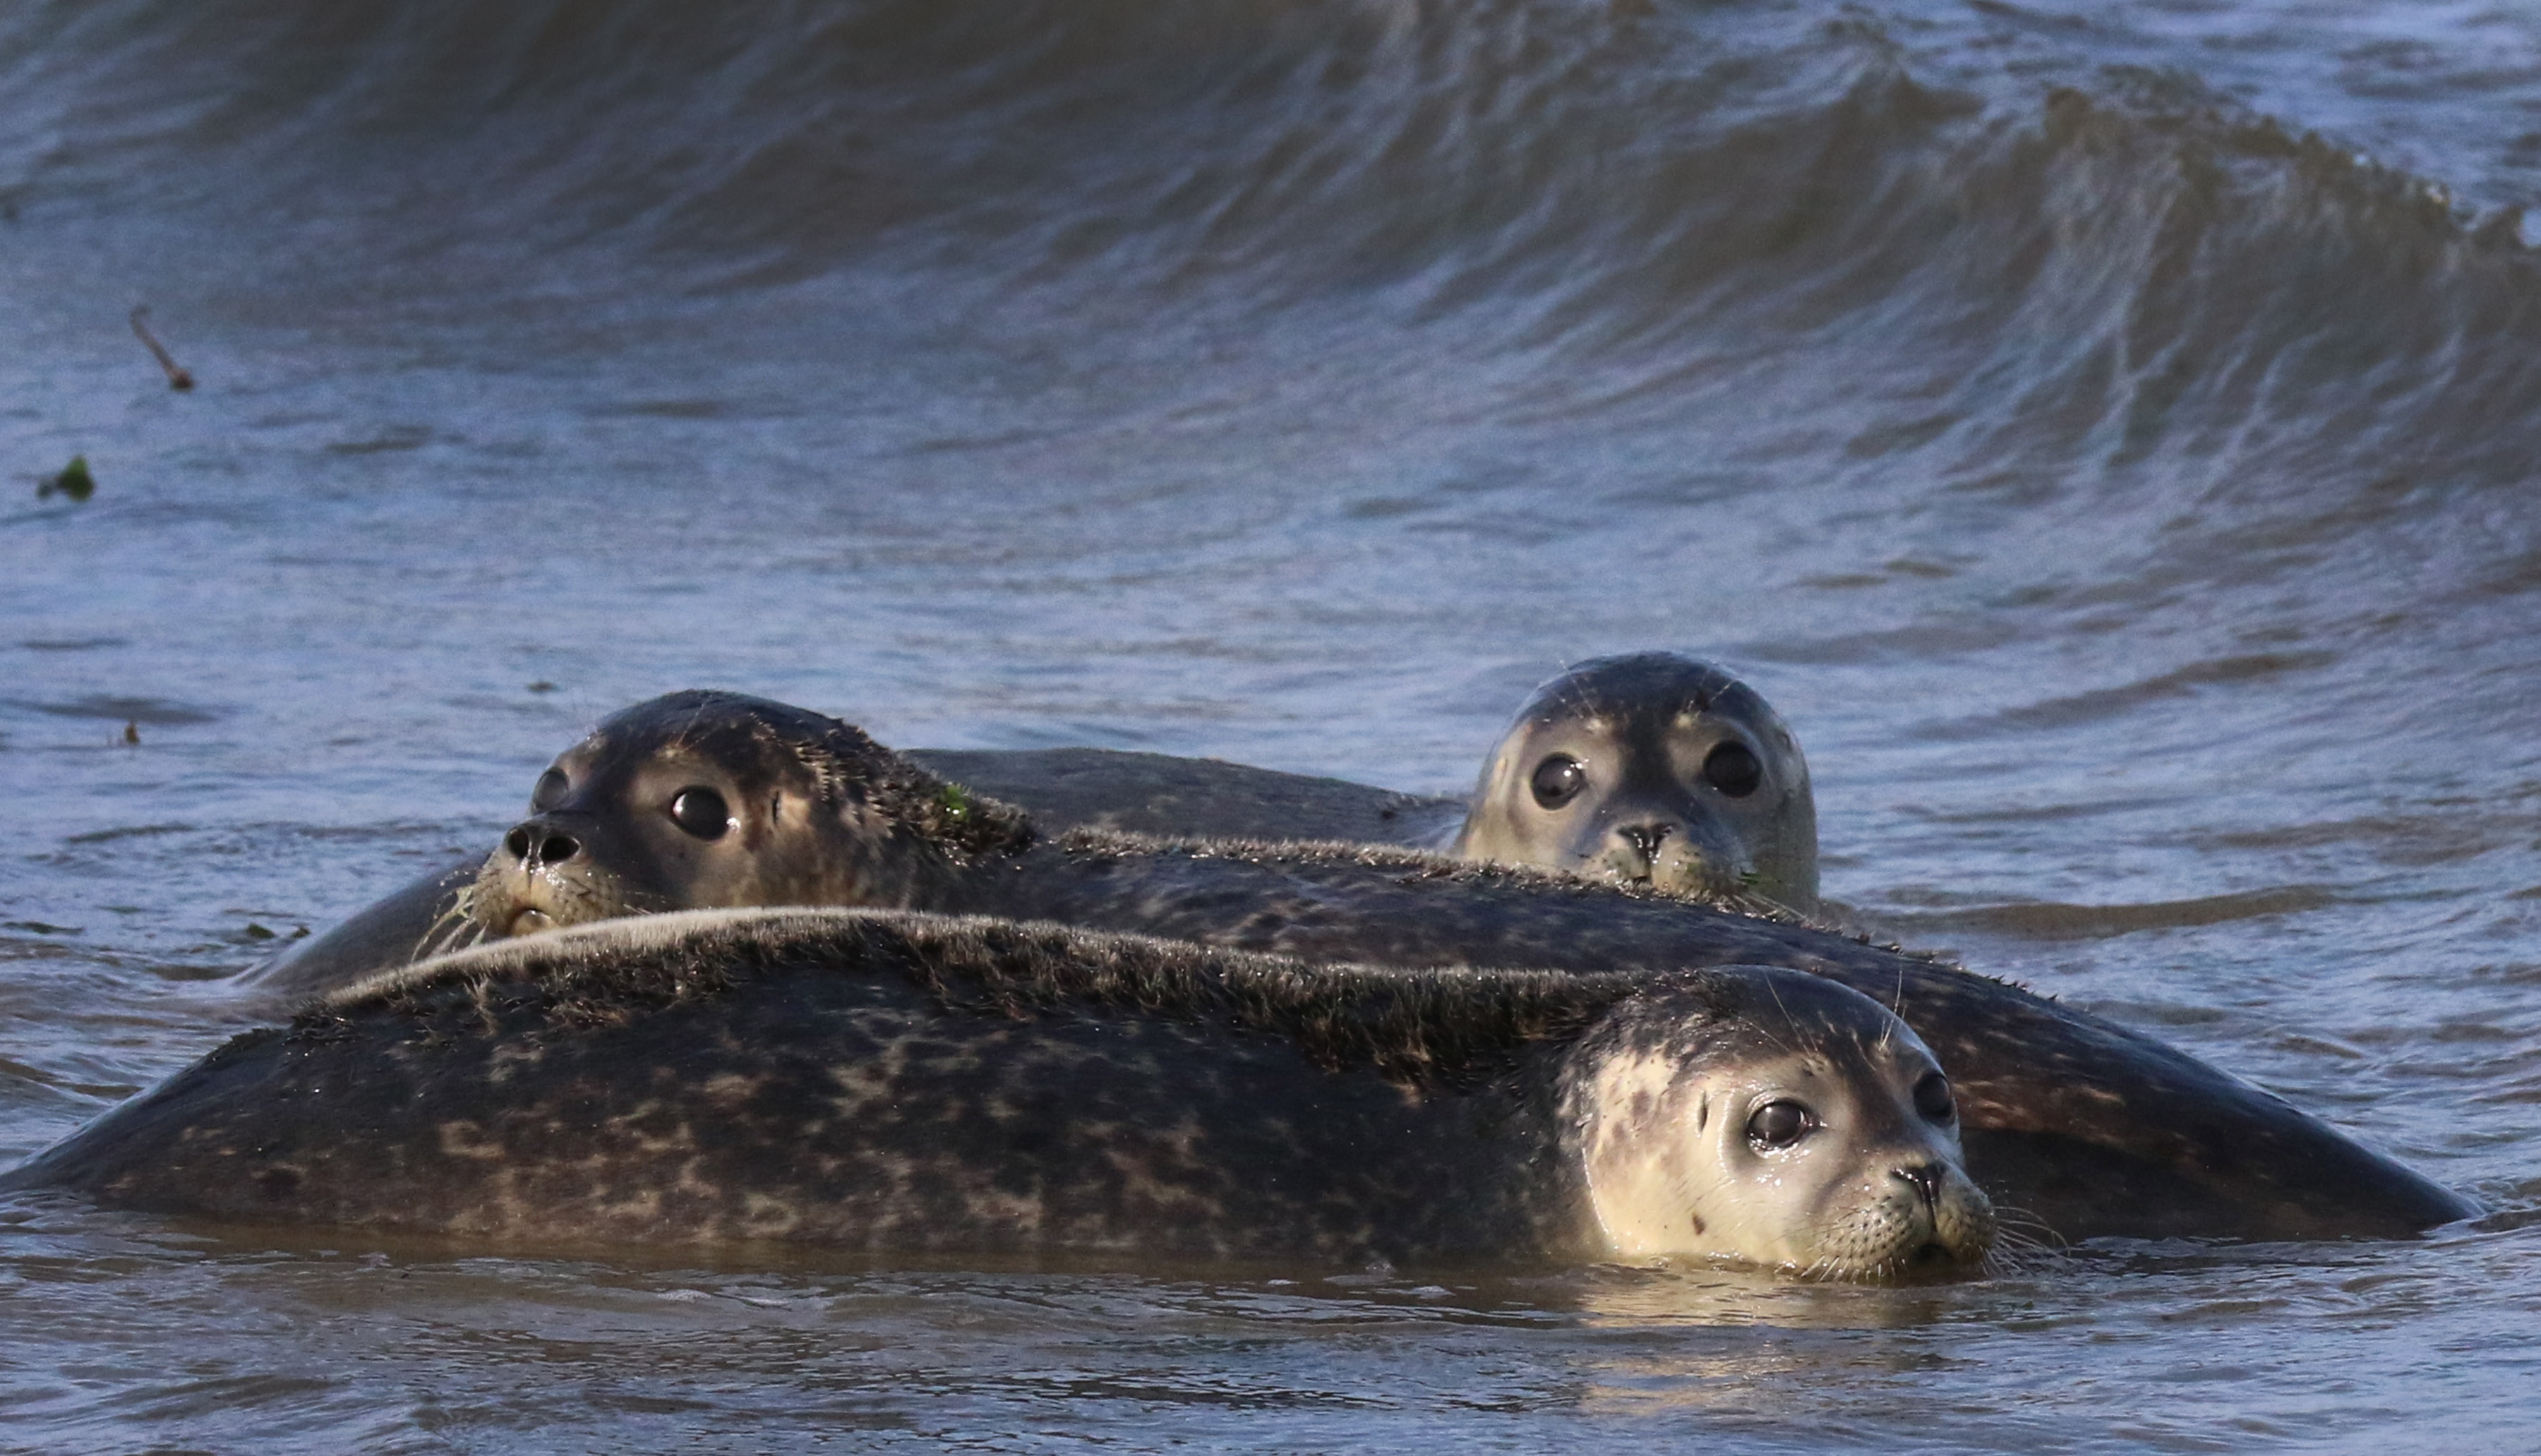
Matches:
[1599,817,1750,900]
[1616,822,1673,860]
[473,812,615,940]
[1601,819,1684,884]
[1894,1162,1942,1210]
[1890,1162,1961,1267]
[504,819,582,869]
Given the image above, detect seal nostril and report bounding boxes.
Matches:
[1894,1163,1942,1208]
[505,822,579,869]
[1617,823,1673,858]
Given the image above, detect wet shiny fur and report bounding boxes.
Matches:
[11,911,1984,1274]
[467,692,1030,939]
[264,692,2471,1243]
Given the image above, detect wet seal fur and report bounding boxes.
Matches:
[250,692,2474,1243]
[467,692,1033,940]
[10,910,1993,1275]
[239,663,1796,996]
[1453,653,1819,910]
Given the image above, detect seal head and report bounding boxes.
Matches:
[1565,965,1990,1277]
[1452,653,1818,909]
[468,691,1031,938]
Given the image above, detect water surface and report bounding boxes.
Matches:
[4,0,2539,1448]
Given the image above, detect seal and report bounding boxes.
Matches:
[902,746,1469,846]
[239,658,1810,994]
[459,692,1034,941]
[1452,654,1819,910]
[237,741,1469,1002]
[8,910,1996,1275]
[241,690,2472,1245]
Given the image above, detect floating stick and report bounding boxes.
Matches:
[129,306,194,390]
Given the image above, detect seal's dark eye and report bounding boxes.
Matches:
[1530,754,1587,810]
[1746,1100,1813,1150]
[1703,742,1762,798]
[1914,1072,1956,1124]
[668,787,731,841]
[530,768,569,812]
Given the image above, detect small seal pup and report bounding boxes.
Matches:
[1452,653,1818,910]
[241,690,2470,1244]
[7,910,1995,1275]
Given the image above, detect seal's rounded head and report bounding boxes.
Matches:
[1566,965,1993,1279]
[1452,652,1818,909]
[468,690,1031,939]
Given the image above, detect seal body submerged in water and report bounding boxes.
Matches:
[11,911,1995,1275]
[1453,654,1818,910]
[918,651,1823,909]
[462,670,1815,939]
[259,690,2466,1245]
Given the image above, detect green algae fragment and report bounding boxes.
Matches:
[37,455,94,501]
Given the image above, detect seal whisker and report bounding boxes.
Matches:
[1978,1228,2064,1277]
[1755,975,1802,1059]
[414,892,477,963]
[1987,1203,2065,1248]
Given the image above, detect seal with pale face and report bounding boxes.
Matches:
[1453,653,1818,910]
[9,910,1993,1275]
[245,690,2473,1244]
[1563,956,1993,1275]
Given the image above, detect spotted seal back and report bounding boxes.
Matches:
[12,910,1991,1275]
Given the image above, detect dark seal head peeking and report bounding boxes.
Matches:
[467,690,1032,937]
[1450,653,1818,910]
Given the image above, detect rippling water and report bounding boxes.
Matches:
[5,0,2540,1448]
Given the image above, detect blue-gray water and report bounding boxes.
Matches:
[4,1,2539,1449]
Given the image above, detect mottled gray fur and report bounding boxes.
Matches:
[16,910,1865,1265]
[250,693,2475,1244]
